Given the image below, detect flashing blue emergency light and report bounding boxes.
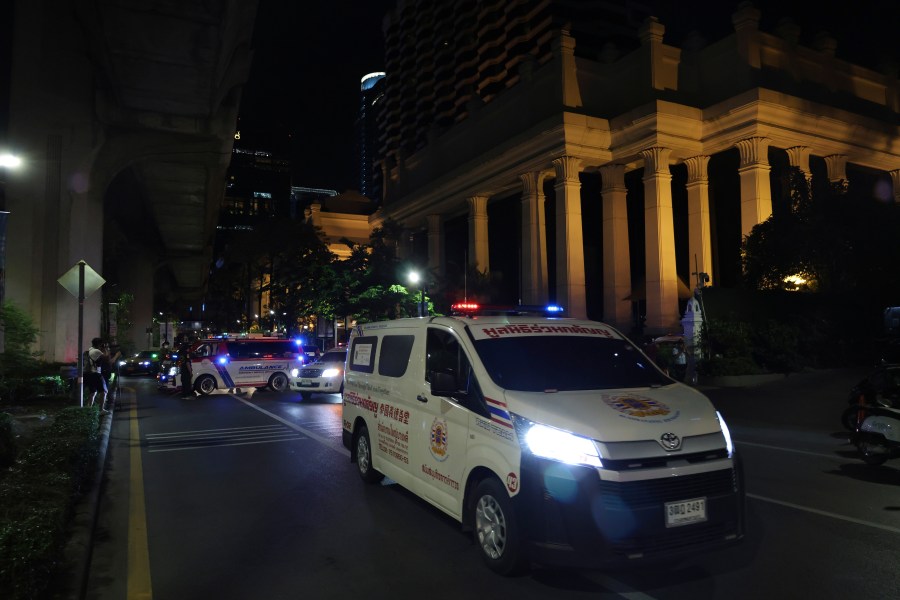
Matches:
[545,304,564,313]
[217,356,228,365]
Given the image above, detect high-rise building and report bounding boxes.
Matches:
[358,72,386,205]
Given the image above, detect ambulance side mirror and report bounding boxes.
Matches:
[430,371,462,397]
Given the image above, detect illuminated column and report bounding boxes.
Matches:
[735,136,772,237]
[520,171,549,305]
[553,156,587,318]
[786,145,812,190]
[891,169,900,204]
[684,155,713,287]
[824,154,848,191]
[426,214,443,275]
[599,163,631,331]
[467,195,489,272]
[641,147,680,334]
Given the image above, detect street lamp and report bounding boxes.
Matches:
[408,271,425,317]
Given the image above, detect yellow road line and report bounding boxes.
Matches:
[128,396,153,599]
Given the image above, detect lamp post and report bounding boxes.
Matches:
[409,271,425,317]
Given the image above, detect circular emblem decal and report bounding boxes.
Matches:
[506,472,519,493]
[659,432,681,451]
[429,417,448,461]
[601,393,671,418]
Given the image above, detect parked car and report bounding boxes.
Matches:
[119,350,161,376]
[290,349,347,400]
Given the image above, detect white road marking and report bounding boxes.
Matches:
[748,493,900,534]
[235,396,350,456]
[737,440,845,461]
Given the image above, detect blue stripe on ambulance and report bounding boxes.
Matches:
[215,362,236,388]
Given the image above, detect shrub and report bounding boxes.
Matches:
[0,406,100,600]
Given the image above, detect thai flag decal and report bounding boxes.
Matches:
[485,396,512,429]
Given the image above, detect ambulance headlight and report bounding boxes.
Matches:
[322,368,340,378]
[717,411,734,458]
[512,414,603,468]
[290,368,299,378]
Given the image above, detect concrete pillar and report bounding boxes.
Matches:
[426,214,443,275]
[552,156,587,318]
[599,163,631,331]
[641,147,680,334]
[519,171,548,305]
[552,30,582,108]
[732,2,762,68]
[684,155,714,287]
[735,136,772,237]
[467,195,490,272]
[824,154,848,191]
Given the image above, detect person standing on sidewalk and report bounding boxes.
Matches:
[86,338,119,411]
[179,343,194,399]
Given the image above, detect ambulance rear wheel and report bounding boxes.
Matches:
[473,478,526,575]
[355,424,383,484]
[268,372,289,393]
[195,375,216,396]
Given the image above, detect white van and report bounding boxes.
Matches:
[341,305,744,574]
[187,338,304,395]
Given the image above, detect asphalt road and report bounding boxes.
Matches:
[82,366,899,599]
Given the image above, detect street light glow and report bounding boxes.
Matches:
[0,153,22,169]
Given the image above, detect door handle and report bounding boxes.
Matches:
[416,394,428,403]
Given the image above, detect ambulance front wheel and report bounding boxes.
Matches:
[473,478,526,576]
[194,375,217,396]
[268,372,289,393]
[355,423,384,484]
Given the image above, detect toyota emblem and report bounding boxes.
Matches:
[659,432,681,451]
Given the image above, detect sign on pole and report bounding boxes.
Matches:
[58,260,105,407]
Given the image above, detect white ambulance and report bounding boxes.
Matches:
[341,304,744,574]
[186,338,304,395]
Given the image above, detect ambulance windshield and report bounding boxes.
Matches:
[473,336,671,392]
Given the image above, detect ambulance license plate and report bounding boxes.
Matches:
[665,497,707,527]
[299,379,314,387]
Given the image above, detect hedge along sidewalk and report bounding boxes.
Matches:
[0,402,109,600]
[53,399,115,599]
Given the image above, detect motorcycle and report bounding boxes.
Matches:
[842,364,900,431]
[852,399,900,466]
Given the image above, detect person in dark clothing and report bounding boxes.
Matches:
[179,344,193,398]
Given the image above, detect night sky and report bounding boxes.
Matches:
[238,0,396,194]
[236,0,900,195]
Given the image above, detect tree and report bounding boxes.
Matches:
[742,167,900,301]
[330,220,423,322]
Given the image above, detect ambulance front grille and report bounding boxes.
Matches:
[598,468,736,509]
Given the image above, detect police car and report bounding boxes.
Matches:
[341,303,744,574]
